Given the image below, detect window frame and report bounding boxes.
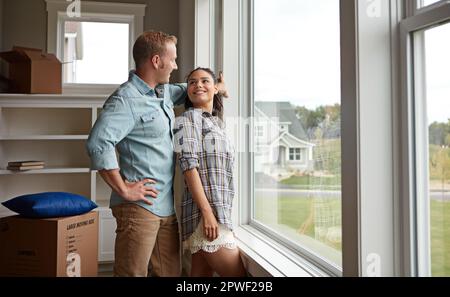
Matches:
[255,125,264,137]
[45,0,146,94]
[217,0,401,277]
[243,0,343,276]
[289,148,301,161]
[410,0,449,15]
[399,0,450,277]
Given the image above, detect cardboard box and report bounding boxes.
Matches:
[0,46,62,94]
[0,211,98,277]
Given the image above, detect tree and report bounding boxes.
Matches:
[307,107,326,130]
[295,104,341,140]
[430,146,450,199]
[429,121,450,146]
[295,106,311,129]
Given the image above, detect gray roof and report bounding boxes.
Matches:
[255,101,309,141]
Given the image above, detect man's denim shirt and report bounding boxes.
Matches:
[86,71,186,216]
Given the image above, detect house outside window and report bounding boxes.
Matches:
[280,124,288,133]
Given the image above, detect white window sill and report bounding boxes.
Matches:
[235,225,336,277]
[62,83,118,96]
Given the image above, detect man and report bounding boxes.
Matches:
[86,31,226,276]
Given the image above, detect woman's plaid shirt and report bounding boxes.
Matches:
[173,108,235,241]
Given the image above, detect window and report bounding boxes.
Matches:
[289,148,301,161]
[416,21,450,277]
[401,0,450,276]
[255,125,264,137]
[219,0,401,276]
[252,0,341,269]
[46,0,146,93]
[417,0,442,9]
[63,21,129,84]
[422,22,450,277]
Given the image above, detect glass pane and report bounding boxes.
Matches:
[63,21,129,84]
[253,0,341,266]
[417,0,442,9]
[422,22,450,276]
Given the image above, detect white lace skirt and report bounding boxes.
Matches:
[184,218,237,254]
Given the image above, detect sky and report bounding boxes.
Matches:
[254,0,341,110]
[254,0,450,124]
[424,22,450,124]
[65,22,129,84]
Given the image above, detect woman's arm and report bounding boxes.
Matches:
[183,168,219,242]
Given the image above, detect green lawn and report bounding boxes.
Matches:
[430,199,450,276]
[280,175,341,190]
[255,195,342,251]
[255,194,450,276]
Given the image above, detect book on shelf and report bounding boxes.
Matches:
[7,160,45,166]
[7,165,45,171]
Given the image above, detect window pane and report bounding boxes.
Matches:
[253,0,341,266]
[417,0,442,9]
[63,21,129,84]
[420,22,450,276]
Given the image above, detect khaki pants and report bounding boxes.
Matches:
[111,203,181,277]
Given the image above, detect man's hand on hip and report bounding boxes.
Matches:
[122,179,159,205]
[98,169,159,206]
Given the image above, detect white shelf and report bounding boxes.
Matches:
[0,94,115,263]
[0,93,108,99]
[0,93,107,108]
[0,168,91,175]
[0,135,88,140]
[96,200,111,208]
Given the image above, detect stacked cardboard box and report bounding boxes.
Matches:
[0,46,62,94]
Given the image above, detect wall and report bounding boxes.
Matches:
[92,0,180,35]
[178,0,195,80]
[1,0,191,82]
[2,0,47,51]
[0,0,3,51]
[0,0,3,76]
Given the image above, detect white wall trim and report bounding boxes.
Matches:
[46,0,146,55]
[194,0,216,69]
[354,0,398,277]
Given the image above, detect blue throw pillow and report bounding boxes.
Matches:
[2,192,98,218]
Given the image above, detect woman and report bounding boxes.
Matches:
[174,67,246,277]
